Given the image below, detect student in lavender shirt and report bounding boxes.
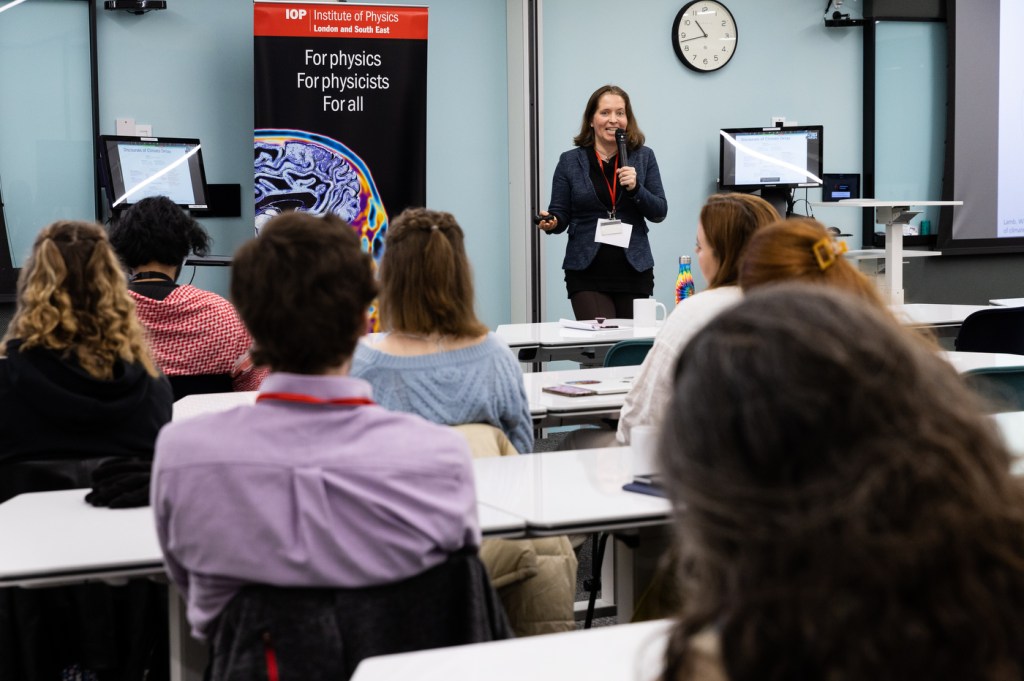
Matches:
[151,211,480,641]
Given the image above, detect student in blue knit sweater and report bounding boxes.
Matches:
[351,208,534,453]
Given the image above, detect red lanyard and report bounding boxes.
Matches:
[595,149,619,218]
[256,392,375,407]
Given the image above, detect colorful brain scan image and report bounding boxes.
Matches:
[254,129,387,264]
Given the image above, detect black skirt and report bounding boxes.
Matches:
[565,243,653,297]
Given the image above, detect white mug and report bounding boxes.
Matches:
[629,424,660,476]
[633,298,667,328]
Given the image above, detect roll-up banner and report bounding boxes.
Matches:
[254,1,428,270]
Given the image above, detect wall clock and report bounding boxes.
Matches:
[672,1,738,73]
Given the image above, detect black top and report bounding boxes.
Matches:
[129,271,178,301]
[564,150,654,297]
[0,340,173,465]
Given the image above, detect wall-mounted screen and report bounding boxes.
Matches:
[718,125,824,191]
[98,135,209,212]
[941,0,1024,253]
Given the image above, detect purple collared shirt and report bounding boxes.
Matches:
[152,372,480,639]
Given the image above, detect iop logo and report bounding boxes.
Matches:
[285,8,307,20]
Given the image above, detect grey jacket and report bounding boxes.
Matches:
[545,145,667,271]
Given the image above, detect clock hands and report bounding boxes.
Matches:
[680,18,709,43]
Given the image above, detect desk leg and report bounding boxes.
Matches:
[884,222,905,305]
[168,587,208,681]
[613,527,672,624]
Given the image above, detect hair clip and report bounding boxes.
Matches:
[812,236,848,271]
[430,224,439,231]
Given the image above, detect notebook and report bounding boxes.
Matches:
[562,377,633,395]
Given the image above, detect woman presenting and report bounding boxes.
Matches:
[538,84,667,320]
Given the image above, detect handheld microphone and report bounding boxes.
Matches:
[615,128,628,166]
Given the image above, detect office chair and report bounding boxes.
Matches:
[963,367,1024,413]
[602,338,654,367]
[167,373,234,400]
[207,549,512,681]
[954,307,1024,354]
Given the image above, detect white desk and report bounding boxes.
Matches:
[895,303,993,329]
[174,389,547,426]
[943,351,1024,373]
[350,618,672,681]
[817,199,963,304]
[173,390,257,420]
[0,489,163,588]
[473,447,670,537]
[522,365,636,427]
[991,298,1024,307]
[496,319,660,364]
[993,411,1024,459]
[0,488,528,681]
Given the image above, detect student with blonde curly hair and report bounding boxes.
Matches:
[0,220,173,681]
[0,220,172,467]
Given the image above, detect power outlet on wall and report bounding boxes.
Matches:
[136,123,153,137]
[115,117,135,135]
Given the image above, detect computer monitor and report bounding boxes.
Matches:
[718,124,823,216]
[98,135,209,212]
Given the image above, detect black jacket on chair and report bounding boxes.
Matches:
[208,549,513,681]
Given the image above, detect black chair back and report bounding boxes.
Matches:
[208,549,512,681]
[168,373,234,400]
[954,307,1024,354]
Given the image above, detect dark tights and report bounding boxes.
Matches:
[570,291,636,320]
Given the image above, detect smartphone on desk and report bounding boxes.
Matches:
[542,384,597,397]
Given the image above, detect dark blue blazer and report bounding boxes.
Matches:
[546,145,667,271]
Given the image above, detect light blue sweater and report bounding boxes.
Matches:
[351,333,534,454]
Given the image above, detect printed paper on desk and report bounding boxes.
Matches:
[594,218,632,248]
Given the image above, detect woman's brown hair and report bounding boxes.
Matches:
[573,84,646,150]
[2,220,156,379]
[378,208,487,339]
[739,217,886,307]
[659,284,1024,681]
[700,193,779,288]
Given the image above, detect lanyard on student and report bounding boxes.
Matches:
[595,149,619,219]
[256,392,376,407]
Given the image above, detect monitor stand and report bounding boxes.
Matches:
[759,187,795,218]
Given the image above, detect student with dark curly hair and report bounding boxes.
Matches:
[658,284,1024,681]
[108,195,266,395]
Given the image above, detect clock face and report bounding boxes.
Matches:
[672,1,738,73]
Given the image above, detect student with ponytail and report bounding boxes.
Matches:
[351,207,533,454]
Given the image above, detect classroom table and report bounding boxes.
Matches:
[350,617,673,681]
[474,446,671,621]
[522,365,637,427]
[495,319,661,364]
[499,304,990,365]
[173,389,550,424]
[894,303,994,331]
[0,489,528,681]
[942,351,1024,373]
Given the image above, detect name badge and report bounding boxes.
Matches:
[594,218,633,248]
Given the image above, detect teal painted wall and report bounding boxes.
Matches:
[541,0,864,318]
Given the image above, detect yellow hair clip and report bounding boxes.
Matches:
[812,236,848,271]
